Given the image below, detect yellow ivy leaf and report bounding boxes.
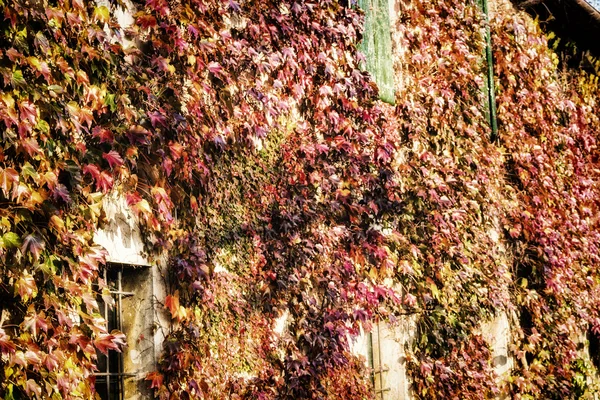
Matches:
[94,6,110,24]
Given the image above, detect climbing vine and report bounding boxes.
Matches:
[392,0,510,398]
[1,0,600,399]
[396,0,600,398]
[492,0,600,397]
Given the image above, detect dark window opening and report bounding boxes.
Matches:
[588,330,600,370]
[519,307,535,366]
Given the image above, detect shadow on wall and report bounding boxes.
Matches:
[514,0,600,57]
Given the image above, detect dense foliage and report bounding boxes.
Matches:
[1,0,600,399]
[398,0,600,398]
[393,0,509,397]
[492,1,600,397]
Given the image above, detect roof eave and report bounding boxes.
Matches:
[570,0,600,24]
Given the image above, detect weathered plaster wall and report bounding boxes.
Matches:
[372,318,417,400]
[90,2,519,399]
[481,312,513,399]
[121,266,155,399]
[94,193,149,266]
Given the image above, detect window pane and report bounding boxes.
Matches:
[97,353,108,374]
[95,375,124,400]
[95,266,124,400]
[95,377,109,400]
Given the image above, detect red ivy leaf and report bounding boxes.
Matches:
[169,142,183,158]
[92,126,114,143]
[15,271,37,301]
[6,48,22,61]
[208,61,222,75]
[147,372,164,389]
[103,150,124,168]
[23,307,48,339]
[94,332,124,355]
[126,191,142,206]
[21,138,42,157]
[0,167,19,196]
[136,13,157,28]
[97,171,114,193]
[148,111,167,128]
[44,353,59,371]
[38,61,51,82]
[19,101,38,125]
[25,379,42,398]
[83,164,100,180]
[0,329,16,354]
[52,183,71,203]
[165,293,179,317]
[127,125,150,145]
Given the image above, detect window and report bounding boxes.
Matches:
[358,0,395,104]
[95,265,136,400]
[93,192,162,399]
[93,263,156,400]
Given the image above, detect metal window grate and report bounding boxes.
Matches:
[94,265,135,400]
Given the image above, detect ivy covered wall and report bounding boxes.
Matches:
[0,0,600,399]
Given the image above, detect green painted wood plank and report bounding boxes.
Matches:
[358,0,395,104]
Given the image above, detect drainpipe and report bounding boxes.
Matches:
[481,0,499,142]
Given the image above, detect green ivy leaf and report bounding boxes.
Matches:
[11,70,26,88]
[1,232,21,249]
[40,255,58,276]
[36,119,50,133]
[103,93,117,112]
[48,85,65,95]
[4,383,14,400]
[21,162,39,180]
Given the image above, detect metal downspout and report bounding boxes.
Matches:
[482,0,499,141]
